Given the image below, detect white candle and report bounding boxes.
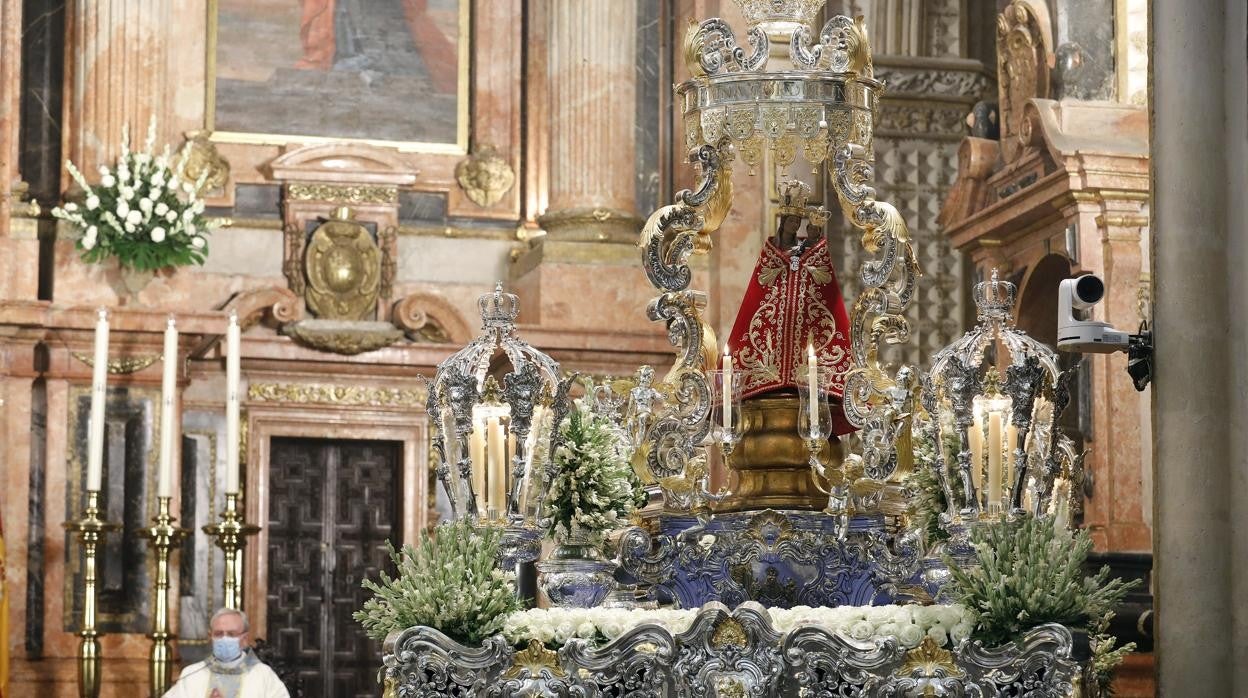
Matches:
[1052,478,1071,530]
[157,316,178,498]
[1005,423,1018,494]
[967,421,983,491]
[225,311,241,494]
[722,346,733,431]
[987,411,1003,510]
[86,308,109,491]
[487,417,506,516]
[806,343,819,432]
[470,416,486,515]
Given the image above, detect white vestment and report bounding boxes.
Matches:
[161,658,290,698]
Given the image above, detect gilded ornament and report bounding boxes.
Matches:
[901,637,965,678]
[728,108,756,140]
[71,351,161,375]
[503,640,566,679]
[304,207,381,322]
[247,382,427,407]
[454,146,516,208]
[996,0,1051,163]
[282,321,403,355]
[286,183,398,205]
[710,617,748,650]
[180,132,231,193]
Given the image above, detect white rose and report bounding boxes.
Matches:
[125,210,142,226]
[100,174,116,188]
[898,623,925,649]
[537,624,555,644]
[848,620,875,642]
[950,622,973,645]
[182,182,194,193]
[926,625,949,647]
[192,200,205,213]
[601,620,624,639]
[82,226,98,250]
[165,211,177,223]
[154,202,169,216]
[167,176,180,191]
[121,187,134,200]
[576,622,597,639]
[63,202,77,212]
[151,172,165,187]
[191,236,205,249]
[116,200,130,216]
[124,222,136,233]
[182,208,194,222]
[85,196,99,210]
[138,197,153,213]
[150,227,166,242]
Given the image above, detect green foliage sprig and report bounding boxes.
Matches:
[944,516,1139,653]
[51,119,215,271]
[354,519,520,645]
[544,402,647,544]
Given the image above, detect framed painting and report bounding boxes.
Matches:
[206,0,469,153]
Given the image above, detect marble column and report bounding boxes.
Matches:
[513,0,663,334]
[536,0,641,243]
[62,0,173,178]
[1152,0,1247,693]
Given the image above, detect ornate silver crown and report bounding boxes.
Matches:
[731,0,827,28]
[478,282,520,328]
[973,269,1017,320]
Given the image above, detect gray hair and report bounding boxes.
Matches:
[210,607,250,633]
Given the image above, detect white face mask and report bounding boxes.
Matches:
[212,636,243,662]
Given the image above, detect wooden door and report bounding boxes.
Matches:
[266,437,402,697]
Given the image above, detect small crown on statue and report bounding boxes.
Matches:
[731,0,827,28]
[973,269,1017,320]
[478,282,520,329]
[778,180,813,217]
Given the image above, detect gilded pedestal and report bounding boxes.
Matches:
[63,491,120,698]
[713,396,839,513]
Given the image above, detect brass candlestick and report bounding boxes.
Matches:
[63,490,120,698]
[140,496,188,696]
[203,492,260,611]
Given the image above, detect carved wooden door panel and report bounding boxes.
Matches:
[267,438,402,697]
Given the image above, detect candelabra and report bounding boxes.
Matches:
[924,270,1082,533]
[63,490,119,698]
[203,492,260,611]
[140,496,189,695]
[426,284,570,567]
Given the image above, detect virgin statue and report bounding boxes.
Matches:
[724,180,856,436]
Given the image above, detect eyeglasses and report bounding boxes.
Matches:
[211,629,247,639]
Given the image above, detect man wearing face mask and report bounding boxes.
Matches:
[163,608,288,698]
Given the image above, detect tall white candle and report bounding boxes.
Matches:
[157,316,178,498]
[487,417,506,516]
[225,311,241,494]
[722,346,733,431]
[1005,423,1018,494]
[987,411,1003,510]
[806,343,819,432]
[470,415,487,515]
[86,308,110,491]
[967,421,983,491]
[1052,478,1071,530]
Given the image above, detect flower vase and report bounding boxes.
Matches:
[536,532,616,608]
[109,263,156,302]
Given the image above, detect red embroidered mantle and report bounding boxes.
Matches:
[724,237,856,435]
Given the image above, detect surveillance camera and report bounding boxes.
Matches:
[1057,275,1131,353]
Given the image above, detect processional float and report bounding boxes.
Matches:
[386,0,1092,694]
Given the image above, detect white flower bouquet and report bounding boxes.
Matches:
[544,400,648,545]
[500,604,976,650]
[354,519,520,645]
[51,120,215,271]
